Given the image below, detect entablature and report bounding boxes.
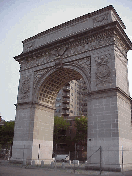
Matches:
[14,21,131,73]
[21,5,126,53]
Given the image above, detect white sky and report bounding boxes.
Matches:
[0,0,132,121]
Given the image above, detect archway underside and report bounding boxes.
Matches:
[37,68,82,108]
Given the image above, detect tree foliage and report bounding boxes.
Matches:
[0,121,15,147]
[74,116,87,146]
[54,116,70,130]
[53,116,70,144]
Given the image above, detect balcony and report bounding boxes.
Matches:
[63,86,70,92]
[62,98,70,104]
[62,104,70,110]
[61,110,69,116]
[62,92,70,98]
[82,109,87,112]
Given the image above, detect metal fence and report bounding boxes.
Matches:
[0,143,12,160]
[86,146,132,174]
[2,145,132,175]
[0,149,11,160]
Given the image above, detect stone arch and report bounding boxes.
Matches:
[33,63,90,108]
[11,5,132,171]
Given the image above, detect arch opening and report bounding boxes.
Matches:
[37,68,84,108]
[33,67,88,163]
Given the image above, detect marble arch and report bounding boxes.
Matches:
[11,5,132,171]
[33,63,91,107]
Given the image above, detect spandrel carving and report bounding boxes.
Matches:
[19,75,31,100]
[33,69,50,89]
[95,54,111,86]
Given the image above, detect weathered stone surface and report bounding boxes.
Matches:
[12,5,132,171]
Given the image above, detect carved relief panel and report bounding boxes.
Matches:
[93,12,109,27]
[94,53,111,86]
[18,74,32,102]
[19,28,114,72]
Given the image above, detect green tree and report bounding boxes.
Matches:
[0,121,15,147]
[53,116,70,147]
[74,116,87,146]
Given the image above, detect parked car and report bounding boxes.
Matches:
[54,154,69,162]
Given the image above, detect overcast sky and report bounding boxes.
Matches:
[0,0,132,121]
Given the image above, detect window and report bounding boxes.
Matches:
[70,110,73,113]
[56,103,61,107]
[70,104,73,108]
[56,97,61,101]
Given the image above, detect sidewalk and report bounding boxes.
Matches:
[0,160,132,176]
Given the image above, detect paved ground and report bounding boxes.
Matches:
[0,161,132,176]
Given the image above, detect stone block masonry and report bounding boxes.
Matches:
[11,5,132,171]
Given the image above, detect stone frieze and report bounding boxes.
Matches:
[20,30,114,71]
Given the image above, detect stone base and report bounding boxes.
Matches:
[31,159,53,165]
[85,163,132,172]
[10,157,53,165]
[85,164,121,172]
[10,158,23,164]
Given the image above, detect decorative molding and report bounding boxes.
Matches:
[19,29,114,71]
[111,11,116,21]
[88,87,132,101]
[24,41,35,52]
[52,45,69,68]
[93,13,109,27]
[22,5,125,43]
[35,67,83,107]
[73,57,91,77]
[19,75,31,100]
[34,102,55,111]
[50,45,68,57]
[95,54,111,86]
[114,34,128,57]
[33,69,50,89]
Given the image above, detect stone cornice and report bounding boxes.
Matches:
[114,22,132,50]
[22,5,125,44]
[14,21,131,63]
[88,87,132,101]
[16,102,55,110]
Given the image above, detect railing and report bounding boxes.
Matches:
[62,93,70,97]
[3,145,132,175]
[62,104,70,109]
[62,98,70,103]
[61,111,70,116]
[63,86,70,92]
